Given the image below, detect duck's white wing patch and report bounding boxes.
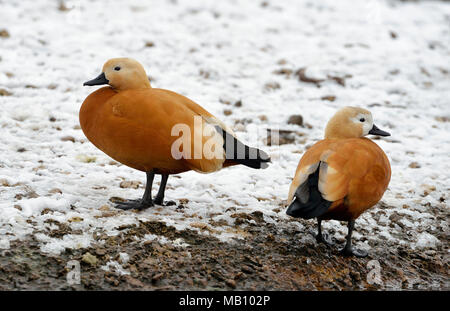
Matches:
[318,160,349,202]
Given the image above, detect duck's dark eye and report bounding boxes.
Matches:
[114,66,121,71]
[360,118,365,122]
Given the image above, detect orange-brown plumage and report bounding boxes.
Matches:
[80,86,225,174]
[290,138,390,220]
[286,106,391,257]
[80,58,270,209]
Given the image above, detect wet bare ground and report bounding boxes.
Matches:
[0,209,448,291]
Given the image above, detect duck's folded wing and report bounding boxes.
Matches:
[287,140,330,203]
[318,143,374,202]
[157,89,236,136]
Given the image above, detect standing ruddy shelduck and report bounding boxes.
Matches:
[286,107,391,257]
[81,58,270,210]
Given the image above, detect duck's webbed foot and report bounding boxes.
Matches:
[315,219,334,247]
[115,199,154,211]
[340,245,368,258]
[316,232,335,247]
[339,220,368,258]
[114,171,155,211]
[153,198,176,206]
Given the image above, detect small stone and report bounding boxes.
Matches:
[409,162,420,169]
[234,272,244,280]
[119,180,141,189]
[223,109,232,116]
[421,184,436,197]
[58,2,71,11]
[190,222,208,230]
[81,252,98,266]
[435,116,450,123]
[41,208,52,215]
[264,82,281,91]
[258,115,268,122]
[349,271,361,281]
[77,155,97,163]
[0,29,10,38]
[125,275,144,287]
[99,205,110,211]
[49,188,62,194]
[95,248,106,256]
[225,279,236,289]
[68,216,83,223]
[15,191,39,200]
[241,265,254,274]
[287,115,303,126]
[321,95,336,102]
[179,198,189,205]
[0,88,12,96]
[145,41,155,47]
[28,272,40,281]
[152,273,164,283]
[273,68,292,76]
[61,136,75,142]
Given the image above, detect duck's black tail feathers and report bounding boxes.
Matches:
[215,126,271,169]
[286,166,332,219]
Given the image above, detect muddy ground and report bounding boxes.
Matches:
[0,205,448,291]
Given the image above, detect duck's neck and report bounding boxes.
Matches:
[116,80,152,92]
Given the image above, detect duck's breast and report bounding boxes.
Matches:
[79,86,117,146]
[322,138,391,219]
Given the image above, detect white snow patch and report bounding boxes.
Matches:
[143,234,190,248]
[413,232,440,250]
[35,233,93,255]
[101,261,130,276]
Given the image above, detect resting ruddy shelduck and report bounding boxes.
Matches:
[286,107,391,257]
[81,58,270,210]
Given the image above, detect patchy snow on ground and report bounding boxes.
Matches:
[0,0,449,256]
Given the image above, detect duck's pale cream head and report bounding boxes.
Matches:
[324,106,390,139]
[83,58,151,91]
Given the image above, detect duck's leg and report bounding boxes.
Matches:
[115,171,154,210]
[340,220,368,257]
[153,174,169,205]
[315,218,334,246]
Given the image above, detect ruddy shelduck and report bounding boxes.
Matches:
[286,107,391,257]
[81,58,270,210]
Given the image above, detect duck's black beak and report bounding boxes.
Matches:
[83,72,109,86]
[369,124,390,137]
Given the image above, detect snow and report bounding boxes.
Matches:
[413,232,441,250]
[101,260,130,276]
[0,0,449,255]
